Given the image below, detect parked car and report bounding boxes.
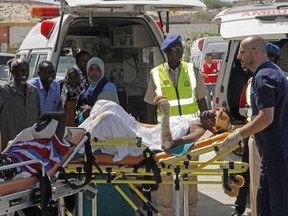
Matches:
[0,52,15,85]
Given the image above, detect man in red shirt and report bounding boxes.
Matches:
[200,53,220,109]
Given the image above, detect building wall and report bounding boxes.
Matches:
[10,25,35,48]
[0,25,10,51]
[167,23,220,39]
[0,22,36,52]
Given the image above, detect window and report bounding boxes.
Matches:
[28,54,47,79]
[57,56,76,79]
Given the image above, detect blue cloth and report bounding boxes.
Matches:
[84,82,117,97]
[266,43,280,57]
[161,34,182,51]
[76,80,119,125]
[28,77,61,114]
[250,60,288,162]
[166,142,194,156]
[75,176,135,216]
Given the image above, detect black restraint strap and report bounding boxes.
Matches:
[38,172,52,216]
[58,132,94,189]
[88,77,109,105]
[133,148,162,184]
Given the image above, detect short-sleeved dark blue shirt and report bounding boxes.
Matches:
[251,60,288,162]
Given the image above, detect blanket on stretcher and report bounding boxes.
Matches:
[78,100,191,162]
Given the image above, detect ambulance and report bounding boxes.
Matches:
[189,36,228,70]
[11,0,205,121]
[213,2,288,125]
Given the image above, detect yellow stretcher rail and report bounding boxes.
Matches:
[63,132,248,216]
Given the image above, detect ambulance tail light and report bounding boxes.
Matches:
[31,6,60,18]
[41,20,55,38]
[198,38,204,51]
[156,20,163,32]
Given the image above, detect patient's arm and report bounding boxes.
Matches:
[154,96,174,150]
[172,122,206,147]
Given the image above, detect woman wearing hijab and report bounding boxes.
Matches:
[76,57,119,125]
[61,66,86,126]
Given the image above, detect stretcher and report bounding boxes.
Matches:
[0,127,248,216]
[0,127,95,216]
[66,131,248,216]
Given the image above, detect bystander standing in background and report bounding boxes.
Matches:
[75,50,91,85]
[28,60,61,114]
[61,65,86,126]
[199,53,220,109]
[0,58,40,150]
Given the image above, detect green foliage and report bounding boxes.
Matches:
[183,31,220,62]
[204,0,232,9]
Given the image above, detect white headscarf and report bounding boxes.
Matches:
[86,57,105,87]
[32,119,58,139]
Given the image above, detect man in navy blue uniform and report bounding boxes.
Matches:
[222,35,288,216]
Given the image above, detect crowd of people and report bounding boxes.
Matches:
[0,33,287,216]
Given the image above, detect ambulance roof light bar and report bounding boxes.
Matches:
[31,6,60,18]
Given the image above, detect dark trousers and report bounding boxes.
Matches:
[234,140,250,214]
[257,159,288,216]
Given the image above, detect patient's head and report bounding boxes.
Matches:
[32,118,59,139]
[200,108,232,133]
[200,110,217,131]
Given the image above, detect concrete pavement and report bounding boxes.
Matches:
[133,150,251,216]
[198,150,251,216]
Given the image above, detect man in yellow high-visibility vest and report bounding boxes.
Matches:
[144,34,208,216]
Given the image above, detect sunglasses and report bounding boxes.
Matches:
[168,46,184,52]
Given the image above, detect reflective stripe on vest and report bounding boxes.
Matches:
[151,61,198,121]
[246,81,252,122]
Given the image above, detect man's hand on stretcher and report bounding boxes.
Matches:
[221,130,243,150]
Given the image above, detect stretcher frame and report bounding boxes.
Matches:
[0,127,96,216]
[66,132,249,216]
[0,128,248,216]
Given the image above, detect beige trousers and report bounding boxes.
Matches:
[156,156,199,216]
[248,137,261,216]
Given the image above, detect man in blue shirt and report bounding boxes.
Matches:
[222,36,288,215]
[29,61,61,114]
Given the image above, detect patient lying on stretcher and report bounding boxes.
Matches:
[76,97,232,162]
[0,116,71,182]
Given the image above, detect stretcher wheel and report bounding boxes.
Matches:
[84,189,96,200]
[232,175,245,188]
[224,184,239,197]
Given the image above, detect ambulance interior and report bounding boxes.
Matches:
[225,39,288,125]
[58,17,165,122]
